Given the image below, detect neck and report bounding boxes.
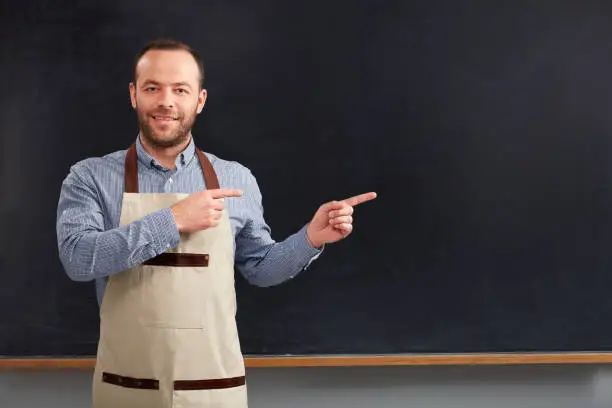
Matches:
[139,133,191,170]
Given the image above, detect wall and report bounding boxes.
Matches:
[2,364,612,408]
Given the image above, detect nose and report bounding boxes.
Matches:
[157,88,175,109]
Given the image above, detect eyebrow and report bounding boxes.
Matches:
[140,80,193,90]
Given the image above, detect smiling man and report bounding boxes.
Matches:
[56,38,376,408]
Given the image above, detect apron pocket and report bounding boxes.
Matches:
[95,371,167,408]
[172,376,247,408]
[139,262,210,329]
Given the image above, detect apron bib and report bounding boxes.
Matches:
[92,143,247,408]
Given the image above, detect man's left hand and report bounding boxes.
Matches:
[306,192,377,248]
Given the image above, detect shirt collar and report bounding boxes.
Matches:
[135,134,196,171]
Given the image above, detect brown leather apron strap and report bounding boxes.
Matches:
[124,143,139,193]
[101,372,246,391]
[102,372,160,390]
[124,140,220,193]
[195,147,220,190]
[143,253,209,267]
[174,375,246,390]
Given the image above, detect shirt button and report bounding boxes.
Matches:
[168,178,173,183]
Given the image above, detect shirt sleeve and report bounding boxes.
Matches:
[234,169,324,287]
[56,162,181,282]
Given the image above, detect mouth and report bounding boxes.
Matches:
[150,114,178,122]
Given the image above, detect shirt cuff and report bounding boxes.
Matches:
[145,207,181,253]
[296,224,324,270]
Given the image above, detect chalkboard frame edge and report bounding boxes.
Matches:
[3,353,612,369]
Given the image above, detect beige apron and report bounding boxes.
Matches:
[92,143,247,408]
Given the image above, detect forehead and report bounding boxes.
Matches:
[135,49,199,86]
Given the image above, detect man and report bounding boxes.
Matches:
[56,38,376,408]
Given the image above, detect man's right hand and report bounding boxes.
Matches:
[171,189,243,233]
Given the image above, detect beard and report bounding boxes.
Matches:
[137,105,198,149]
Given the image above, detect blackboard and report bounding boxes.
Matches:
[3,0,612,359]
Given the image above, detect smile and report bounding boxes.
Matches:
[152,115,178,121]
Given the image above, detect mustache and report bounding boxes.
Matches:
[148,110,181,119]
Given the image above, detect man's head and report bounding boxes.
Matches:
[129,39,207,149]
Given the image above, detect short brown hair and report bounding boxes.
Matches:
[133,38,205,88]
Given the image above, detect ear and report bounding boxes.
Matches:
[129,82,137,109]
[196,89,208,114]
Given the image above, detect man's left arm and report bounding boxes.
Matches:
[234,169,376,287]
[233,170,322,287]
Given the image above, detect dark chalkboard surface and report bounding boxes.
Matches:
[3,0,612,358]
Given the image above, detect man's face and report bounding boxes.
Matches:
[129,50,206,148]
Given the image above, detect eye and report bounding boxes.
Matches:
[175,88,188,95]
[144,87,158,92]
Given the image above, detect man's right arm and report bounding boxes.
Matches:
[56,164,180,282]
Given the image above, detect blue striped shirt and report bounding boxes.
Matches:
[56,136,322,305]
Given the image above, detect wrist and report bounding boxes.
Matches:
[170,206,184,233]
[306,223,324,249]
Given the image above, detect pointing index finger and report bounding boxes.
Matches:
[342,192,377,207]
[209,188,244,199]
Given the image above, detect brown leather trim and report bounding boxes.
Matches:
[143,253,209,267]
[124,143,139,193]
[174,375,246,391]
[102,372,159,390]
[196,148,220,190]
[124,142,220,193]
